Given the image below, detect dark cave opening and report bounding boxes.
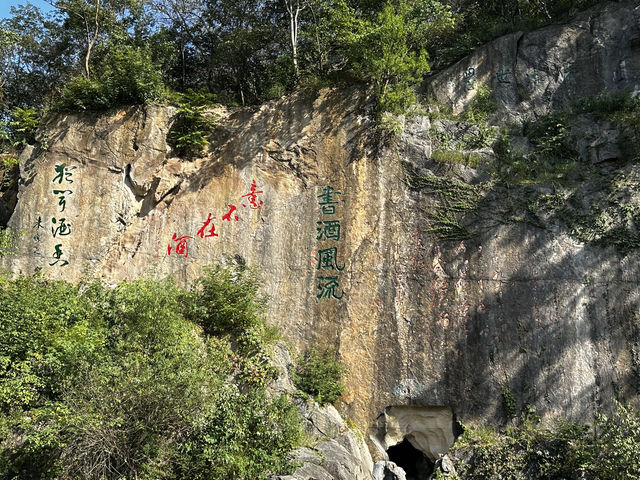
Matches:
[387,438,434,479]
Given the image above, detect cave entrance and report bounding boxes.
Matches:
[371,406,460,477]
[387,438,434,479]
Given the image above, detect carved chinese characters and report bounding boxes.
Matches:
[167,179,263,258]
[315,186,344,300]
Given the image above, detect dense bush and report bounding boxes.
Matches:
[575,91,640,119]
[590,403,640,478]
[9,106,39,147]
[0,228,14,258]
[56,45,164,112]
[167,91,218,158]
[293,347,346,405]
[56,75,114,112]
[454,403,640,480]
[186,264,265,336]
[101,45,165,106]
[0,267,302,480]
[462,85,498,125]
[493,111,579,186]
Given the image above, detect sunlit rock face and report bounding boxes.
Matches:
[3,0,640,451]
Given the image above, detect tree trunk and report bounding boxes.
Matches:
[285,0,304,78]
[181,42,186,89]
[84,0,101,78]
[290,10,298,76]
[309,7,324,74]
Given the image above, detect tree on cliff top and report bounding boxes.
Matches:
[301,0,454,115]
[0,0,604,117]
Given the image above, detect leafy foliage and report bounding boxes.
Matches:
[575,91,640,119]
[0,268,302,480]
[454,403,640,480]
[100,45,165,105]
[327,0,454,115]
[9,107,39,147]
[187,264,266,336]
[404,169,481,240]
[463,85,498,124]
[56,75,112,112]
[501,386,517,418]
[493,113,579,187]
[589,403,640,479]
[56,45,164,112]
[167,91,218,157]
[293,347,346,405]
[0,228,15,258]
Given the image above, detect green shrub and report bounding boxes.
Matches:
[177,387,302,479]
[293,347,346,405]
[494,113,579,186]
[454,422,502,449]
[0,268,302,480]
[297,74,331,95]
[463,85,497,124]
[525,112,575,160]
[1,156,19,168]
[454,415,590,480]
[101,45,165,106]
[380,82,421,116]
[56,45,164,112]
[187,264,265,336]
[378,112,403,135]
[9,106,39,147]
[588,403,640,479]
[167,90,218,157]
[56,76,112,112]
[0,228,15,258]
[454,403,640,480]
[501,386,517,418]
[574,92,640,119]
[431,149,481,166]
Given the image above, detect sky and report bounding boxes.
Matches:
[0,0,54,20]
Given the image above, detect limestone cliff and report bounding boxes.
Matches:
[2,0,640,466]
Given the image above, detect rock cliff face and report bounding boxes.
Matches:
[427,0,640,120]
[3,0,640,466]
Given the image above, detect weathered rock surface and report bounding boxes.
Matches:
[270,342,375,480]
[371,406,456,461]
[431,454,457,479]
[2,0,640,465]
[373,461,407,480]
[0,154,19,227]
[427,0,640,121]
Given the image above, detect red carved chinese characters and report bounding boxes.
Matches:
[222,204,239,221]
[196,213,219,238]
[165,180,266,259]
[168,233,192,257]
[241,179,264,209]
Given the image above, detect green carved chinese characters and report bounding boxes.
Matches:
[314,186,344,300]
